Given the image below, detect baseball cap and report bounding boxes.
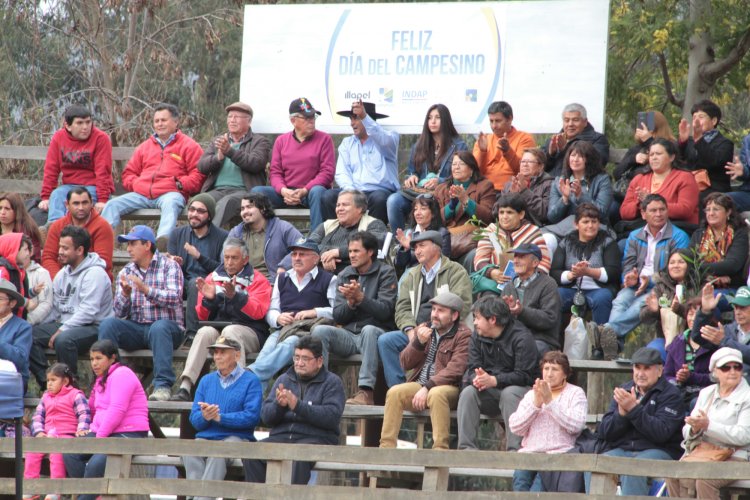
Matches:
[289,98,321,118]
[117,225,156,246]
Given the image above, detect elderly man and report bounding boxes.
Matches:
[185,336,262,496]
[0,279,31,392]
[501,243,561,354]
[171,238,271,402]
[38,104,113,224]
[166,193,228,343]
[243,336,345,485]
[312,231,397,405]
[197,101,272,227]
[378,230,472,388]
[98,225,184,401]
[457,295,538,452]
[227,193,302,284]
[248,238,337,386]
[301,189,387,275]
[102,103,205,250]
[499,148,554,227]
[592,347,684,496]
[473,101,536,191]
[543,103,609,177]
[379,291,471,450]
[251,97,335,231]
[321,101,399,224]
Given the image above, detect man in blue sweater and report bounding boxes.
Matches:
[185,335,262,494]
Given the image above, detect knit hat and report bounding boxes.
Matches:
[189,193,216,220]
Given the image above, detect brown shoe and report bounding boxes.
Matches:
[346,388,374,405]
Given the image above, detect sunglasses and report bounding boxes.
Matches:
[717,363,743,373]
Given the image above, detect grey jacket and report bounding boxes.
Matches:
[333,260,398,333]
[46,252,113,329]
[502,271,562,350]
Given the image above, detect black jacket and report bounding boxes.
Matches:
[501,272,562,350]
[543,123,610,177]
[689,226,749,288]
[598,376,685,459]
[332,260,398,333]
[679,131,734,193]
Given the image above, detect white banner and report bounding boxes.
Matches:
[240,0,610,134]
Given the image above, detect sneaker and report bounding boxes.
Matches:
[599,325,619,361]
[169,388,191,402]
[346,388,374,406]
[149,387,172,401]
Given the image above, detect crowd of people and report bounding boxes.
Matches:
[2,95,750,497]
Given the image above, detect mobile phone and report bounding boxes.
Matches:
[636,111,656,131]
[503,261,516,279]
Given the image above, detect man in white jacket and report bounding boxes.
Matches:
[29,225,113,386]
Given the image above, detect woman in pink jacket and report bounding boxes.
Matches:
[63,340,149,500]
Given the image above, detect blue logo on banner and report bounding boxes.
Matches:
[466,89,477,102]
[379,88,393,103]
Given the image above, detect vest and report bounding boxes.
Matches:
[278,269,334,314]
[416,277,436,325]
[41,384,84,436]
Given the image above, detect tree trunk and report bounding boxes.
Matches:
[682,0,715,119]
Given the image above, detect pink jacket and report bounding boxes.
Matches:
[89,363,149,437]
[32,384,90,436]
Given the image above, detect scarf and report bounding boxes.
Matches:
[698,226,734,263]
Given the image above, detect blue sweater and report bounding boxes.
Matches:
[0,314,32,392]
[189,369,262,441]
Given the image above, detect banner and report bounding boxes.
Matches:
[240,0,610,134]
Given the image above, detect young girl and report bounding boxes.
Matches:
[24,363,90,500]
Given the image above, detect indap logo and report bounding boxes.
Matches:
[344,90,371,100]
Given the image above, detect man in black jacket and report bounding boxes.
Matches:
[311,231,397,405]
[543,103,609,177]
[591,347,685,496]
[457,295,538,451]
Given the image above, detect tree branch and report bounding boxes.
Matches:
[702,27,750,81]
[657,51,684,108]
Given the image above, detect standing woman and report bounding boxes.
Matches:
[64,340,149,500]
[667,347,750,499]
[386,104,468,231]
[0,192,43,263]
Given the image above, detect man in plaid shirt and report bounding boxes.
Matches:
[98,225,185,401]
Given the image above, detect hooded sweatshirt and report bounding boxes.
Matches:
[0,233,27,316]
[47,252,113,329]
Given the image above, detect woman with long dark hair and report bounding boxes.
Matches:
[0,192,43,262]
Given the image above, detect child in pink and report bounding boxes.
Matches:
[24,363,90,500]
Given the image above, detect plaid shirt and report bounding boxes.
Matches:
[114,251,185,328]
[31,391,91,436]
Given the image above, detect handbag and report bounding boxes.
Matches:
[680,390,734,462]
[399,186,433,202]
[470,265,502,295]
[448,223,478,259]
[692,169,711,192]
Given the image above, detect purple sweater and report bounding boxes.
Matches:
[664,331,715,389]
[89,363,149,437]
[269,130,335,193]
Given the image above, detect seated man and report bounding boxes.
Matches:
[185,335,262,492]
[102,103,205,250]
[379,292,471,450]
[300,189,388,275]
[0,279,32,392]
[542,103,609,178]
[166,193,228,342]
[321,101,399,224]
[243,336,345,485]
[457,295,538,451]
[197,101,272,228]
[172,238,271,402]
[38,104,114,225]
[41,187,114,280]
[597,194,689,359]
[378,230,472,388]
[30,226,113,385]
[250,97,334,231]
[228,193,302,284]
[98,225,184,401]
[591,347,684,496]
[501,244,561,354]
[248,238,336,386]
[312,231,397,405]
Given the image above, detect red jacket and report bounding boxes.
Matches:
[620,168,699,225]
[0,233,27,316]
[41,210,114,280]
[122,131,205,201]
[42,127,114,203]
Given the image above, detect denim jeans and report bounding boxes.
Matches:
[605,286,650,337]
[311,324,385,389]
[513,469,544,492]
[48,185,98,223]
[377,330,409,388]
[248,330,299,387]
[98,318,183,389]
[386,191,413,232]
[321,188,392,224]
[101,191,185,238]
[558,287,614,325]
[583,447,672,496]
[30,321,100,385]
[250,185,326,232]
[727,191,750,213]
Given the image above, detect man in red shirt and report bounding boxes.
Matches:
[39,105,114,225]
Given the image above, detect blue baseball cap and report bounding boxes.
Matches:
[288,237,320,254]
[509,243,542,261]
[117,225,157,246]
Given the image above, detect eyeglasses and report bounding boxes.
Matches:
[188,207,208,214]
[519,160,540,165]
[293,354,318,363]
[717,363,743,373]
[292,114,316,122]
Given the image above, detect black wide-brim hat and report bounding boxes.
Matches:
[337,101,388,120]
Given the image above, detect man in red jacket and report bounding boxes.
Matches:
[39,105,114,225]
[101,103,205,250]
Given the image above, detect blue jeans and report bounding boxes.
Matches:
[312,324,385,389]
[250,185,326,232]
[377,330,409,387]
[98,318,183,389]
[605,286,650,337]
[727,191,750,212]
[64,431,148,500]
[584,447,672,496]
[101,191,185,238]
[513,469,544,492]
[248,330,299,387]
[386,191,413,232]
[48,184,98,223]
[559,287,614,325]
